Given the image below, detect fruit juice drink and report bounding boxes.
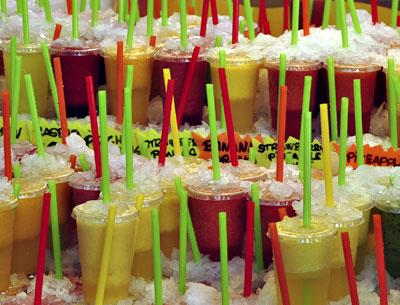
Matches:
[50,39,101,118]
[73,200,138,304]
[11,178,46,275]
[275,216,337,305]
[266,60,320,138]
[331,64,380,136]
[222,160,268,182]
[69,171,102,207]
[103,45,155,125]
[208,55,262,133]
[3,43,50,117]
[0,49,4,75]
[353,200,373,273]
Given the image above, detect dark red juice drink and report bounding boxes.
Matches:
[267,61,320,138]
[187,183,247,261]
[50,39,101,118]
[69,171,102,207]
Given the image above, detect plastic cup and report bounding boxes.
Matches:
[331,64,380,136]
[0,197,18,293]
[187,182,247,261]
[69,171,103,207]
[155,49,209,126]
[266,60,320,138]
[209,57,262,133]
[275,216,337,305]
[0,49,4,76]
[73,200,138,304]
[223,160,268,182]
[3,43,50,117]
[103,46,155,125]
[50,40,101,118]
[11,178,46,275]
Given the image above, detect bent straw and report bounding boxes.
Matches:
[322,0,331,29]
[206,84,221,181]
[2,91,12,181]
[243,201,254,298]
[179,189,188,295]
[232,0,239,44]
[320,104,334,207]
[33,192,51,305]
[327,57,338,141]
[152,209,163,305]
[79,153,90,171]
[219,212,229,305]
[199,0,210,37]
[116,41,124,124]
[353,79,364,166]
[303,112,312,228]
[98,91,110,202]
[341,232,360,305]
[276,86,287,182]
[373,214,388,305]
[53,57,68,144]
[243,0,255,40]
[124,87,134,190]
[95,204,117,305]
[251,183,264,272]
[338,97,349,186]
[348,0,361,34]
[10,53,21,144]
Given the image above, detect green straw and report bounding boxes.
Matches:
[1,0,6,15]
[303,112,312,228]
[147,0,154,37]
[327,57,338,141]
[151,208,163,305]
[214,35,223,48]
[13,163,21,178]
[16,0,21,14]
[219,50,226,130]
[391,0,399,28]
[134,0,140,23]
[25,74,45,156]
[13,183,21,198]
[338,97,348,186]
[309,0,314,22]
[251,183,264,272]
[219,212,229,305]
[41,43,60,121]
[124,87,134,189]
[248,147,255,164]
[335,0,341,29]
[298,76,312,177]
[10,42,21,144]
[118,0,124,23]
[179,0,188,49]
[388,59,398,148]
[322,0,331,29]
[22,0,30,44]
[48,180,63,279]
[72,0,79,40]
[226,0,233,19]
[126,0,137,49]
[347,0,361,34]
[161,0,168,26]
[353,79,364,166]
[79,153,90,171]
[277,52,287,132]
[98,91,111,202]
[206,84,221,181]
[291,0,300,46]
[125,65,134,89]
[179,189,188,295]
[42,0,53,22]
[243,0,255,41]
[338,0,348,48]
[92,0,99,26]
[80,0,87,12]
[239,20,246,34]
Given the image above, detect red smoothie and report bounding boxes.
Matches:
[69,172,102,207]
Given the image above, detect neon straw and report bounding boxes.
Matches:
[283,0,289,31]
[132,194,144,260]
[243,0,255,40]
[276,86,287,182]
[348,0,361,34]
[116,41,124,124]
[291,0,300,45]
[391,0,398,28]
[53,57,68,144]
[42,0,53,22]
[232,0,239,44]
[72,0,79,40]
[353,79,364,166]
[179,189,188,295]
[0,0,7,15]
[338,97,348,186]
[339,0,348,48]
[335,0,341,28]
[214,35,222,47]
[206,84,221,181]
[302,0,310,36]
[243,201,254,297]
[248,147,255,164]
[388,59,398,148]
[158,79,174,166]
[13,163,21,178]
[322,0,331,29]
[179,0,188,49]
[2,91,12,181]
[124,87,134,190]
[298,76,312,177]
[210,0,218,24]
[79,153,90,171]
[199,0,210,37]
[226,0,233,19]
[258,0,266,33]
[22,0,30,44]
[98,91,110,202]
[152,209,163,305]
[219,212,229,305]
[69,154,77,170]
[320,104,334,207]
[371,0,378,24]
[161,0,168,26]
[303,112,312,228]
[277,53,287,132]
[10,37,17,144]
[53,24,62,41]
[373,214,388,305]
[147,0,154,37]
[341,232,360,305]
[251,183,264,272]
[126,0,136,49]
[118,0,124,22]
[92,0,99,26]
[80,0,86,12]
[327,57,338,141]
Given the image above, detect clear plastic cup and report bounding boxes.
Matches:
[222,160,268,182]
[69,171,103,207]
[73,200,138,304]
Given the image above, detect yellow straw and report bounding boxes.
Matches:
[163,68,182,157]
[320,104,334,207]
[132,194,144,259]
[95,203,117,305]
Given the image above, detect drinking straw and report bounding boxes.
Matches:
[13,183,21,198]
[298,76,312,176]
[210,0,218,24]
[199,0,210,37]
[243,0,255,41]
[79,153,90,171]
[232,0,239,44]
[147,0,154,37]
[278,207,287,220]
[258,0,266,33]
[322,0,331,29]
[309,0,314,22]
[0,0,7,15]
[53,24,62,40]
[177,49,200,125]
[179,0,188,49]
[69,154,77,170]
[283,0,289,31]
[219,212,229,305]
[72,0,79,40]
[391,0,399,28]
[2,91,12,181]
[339,0,348,48]
[85,76,102,178]
[206,84,221,181]
[48,180,63,279]
[158,79,174,166]
[124,87,134,189]
[53,57,68,144]
[248,147,255,164]
[276,53,287,131]
[388,59,398,148]
[353,79,364,166]
[118,0,124,22]
[162,69,181,156]
[276,86,287,182]
[218,67,239,167]
[21,0,30,44]
[320,104,334,207]
[239,20,246,34]
[95,204,117,305]
[115,41,124,125]
[151,208,163,305]
[126,0,136,49]
[335,0,341,29]
[327,57,338,141]
[291,0,300,45]
[16,0,21,14]
[10,54,21,145]
[251,183,264,272]
[302,0,310,36]
[214,36,223,48]
[373,214,388,305]
[132,194,144,259]
[149,35,156,47]
[243,201,254,298]
[25,75,45,156]
[179,189,188,295]
[67,0,72,14]
[338,97,348,186]
[341,232,360,305]
[161,0,167,26]
[98,91,110,202]
[269,222,291,305]
[80,0,86,12]
[303,112,312,228]
[371,0,378,24]
[347,0,361,34]
[13,163,21,178]
[92,0,99,26]
[33,192,51,305]
[226,0,233,19]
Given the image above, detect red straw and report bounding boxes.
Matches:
[85,76,102,178]
[149,35,157,47]
[33,192,51,305]
[158,79,175,166]
[283,0,289,30]
[276,85,287,182]
[302,0,310,36]
[341,232,360,305]
[154,0,161,18]
[371,0,378,24]
[258,0,266,32]
[2,91,12,181]
[177,46,200,125]
[232,0,239,44]
[373,214,388,305]
[53,24,62,41]
[243,201,254,297]
[69,154,77,170]
[199,0,210,37]
[263,20,271,35]
[116,41,124,125]
[66,0,72,15]
[218,68,239,167]
[278,207,287,220]
[210,0,218,25]
[53,57,69,144]
[269,222,291,305]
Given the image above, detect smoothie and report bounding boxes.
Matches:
[69,171,103,207]
[222,160,268,182]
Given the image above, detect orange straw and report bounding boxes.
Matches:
[2,91,12,181]
[302,0,310,36]
[149,35,156,47]
[373,214,388,305]
[53,24,62,41]
[116,41,124,125]
[278,207,287,220]
[69,154,77,170]
[276,85,287,182]
[341,232,360,305]
[53,57,69,144]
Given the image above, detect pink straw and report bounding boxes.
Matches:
[373,214,388,305]
[232,0,239,44]
[199,0,210,37]
[2,91,12,181]
[210,0,218,25]
[243,201,254,297]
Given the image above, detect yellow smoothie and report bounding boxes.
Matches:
[73,200,138,304]
[11,178,46,275]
